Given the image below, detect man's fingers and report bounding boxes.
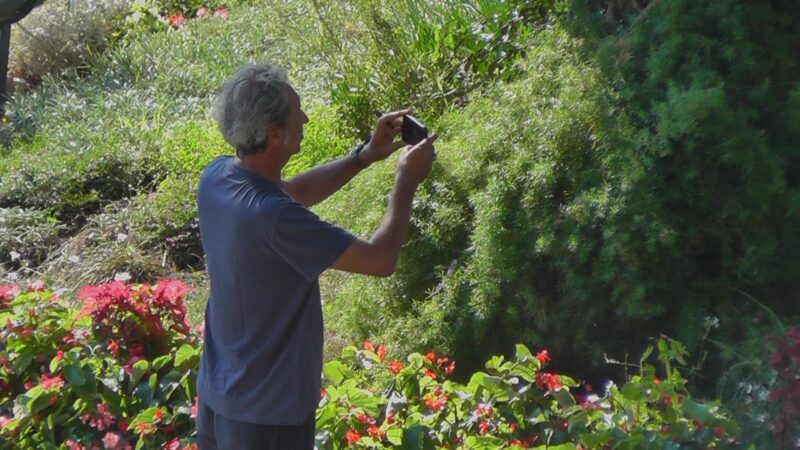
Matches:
[379,109,410,127]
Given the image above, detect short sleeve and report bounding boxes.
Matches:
[268,201,356,281]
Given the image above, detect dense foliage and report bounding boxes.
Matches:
[317,0,800,394]
[1,0,798,447]
[0,282,745,449]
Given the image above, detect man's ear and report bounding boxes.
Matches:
[266,124,285,147]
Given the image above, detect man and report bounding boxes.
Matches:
[195,64,437,449]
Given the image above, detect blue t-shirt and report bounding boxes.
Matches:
[196,156,355,425]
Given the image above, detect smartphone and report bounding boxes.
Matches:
[401,114,428,145]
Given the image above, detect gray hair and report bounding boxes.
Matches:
[211,64,291,156]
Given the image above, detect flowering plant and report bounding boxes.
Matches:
[0,281,200,449]
[315,338,741,449]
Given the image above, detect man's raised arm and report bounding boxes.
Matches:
[331,135,437,277]
[282,110,408,207]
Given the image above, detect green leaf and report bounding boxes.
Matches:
[386,427,403,445]
[174,344,198,371]
[130,406,158,427]
[515,344,532,362]
[682,398,712,424]
[152,354,172,372]
[64,365,86,386]
[401,424,424,450]
[131,359,150,386]
[322,360,349,385]
[315,402,337,430]
[344,384,381,416]
[466,435,507,449]
[621,382,644,401]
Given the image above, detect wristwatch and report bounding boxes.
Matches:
[349,142,369,169]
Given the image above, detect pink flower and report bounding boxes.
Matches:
[196,6,208,17]
[165,438,181,450]
[214,7,228,18]
[40,374,64,390]
[65,439,82,450]
[191,396,199,419]
[101,431,123,449]
[0,284,19,301]
[168,14,186,28]
[0,415,12,429]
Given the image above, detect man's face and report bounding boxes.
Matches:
[283,87,308,155]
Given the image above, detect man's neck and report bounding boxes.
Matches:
[235,154,283,185]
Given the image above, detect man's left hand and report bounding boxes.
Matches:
[360,110,409,165]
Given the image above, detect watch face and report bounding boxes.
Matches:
[402,114,428,145]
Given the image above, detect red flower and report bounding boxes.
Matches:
[165,438,181,450]
[479,420,490,435]
[425,351,436,362]
[509,440,528,449]
[154,408,163,421]
[510,422,519,432]
[107,340,120,356]
[377,343,386,362]
[423,369,437,380]
[388,360,404,375]
[424,393,448,411]
[214,7,228,18]
[40,374,64,390]
[653,377,660,385]
[24,381,34,390]
[55,350,64,362]
[363,339,375,353]
[367,425,384,440]
[385,410,395,424]
[535,372,561,391]
[536,349,550,365]
[345,429,361,445]
[444,361,456,376]
[168,14,186,27]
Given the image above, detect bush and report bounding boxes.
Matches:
[284,0,555,137]
[0,280,200,449]
[9,0,132,87]
[0,282,743,448]
[317,2,800,389]
[315,338,740,448]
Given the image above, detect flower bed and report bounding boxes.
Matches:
[0,281,745,448]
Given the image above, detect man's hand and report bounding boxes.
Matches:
[359,110,409,165]
[397,134,438,186]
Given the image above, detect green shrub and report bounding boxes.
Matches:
[0,283,742,448]
[9,0,132,86]
[318,26,636,377]
[315,337,740,448]
[285,0,555,137]
[318,1,800,388]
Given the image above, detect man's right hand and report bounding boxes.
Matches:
[396,134,438,186]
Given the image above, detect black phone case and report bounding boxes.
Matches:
[401,114,428,145]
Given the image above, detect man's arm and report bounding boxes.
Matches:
[282,110,408,207]
[331,135,437,277]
